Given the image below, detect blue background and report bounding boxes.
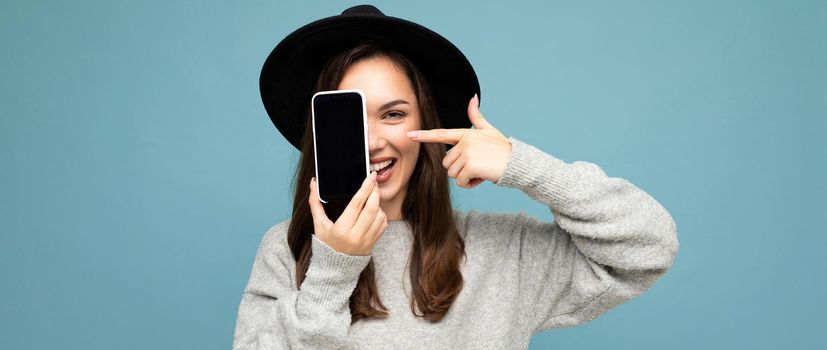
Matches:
[1,1,824,349]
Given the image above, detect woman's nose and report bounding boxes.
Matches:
[367,122,384,151]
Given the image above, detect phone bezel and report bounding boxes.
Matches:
[310,89,370,204]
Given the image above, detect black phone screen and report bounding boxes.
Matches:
[312,91,368,202]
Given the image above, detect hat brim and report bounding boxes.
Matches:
[260,12,481,150]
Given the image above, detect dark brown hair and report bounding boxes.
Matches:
[285,41,466,324]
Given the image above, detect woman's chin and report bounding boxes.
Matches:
[378,186,392,202]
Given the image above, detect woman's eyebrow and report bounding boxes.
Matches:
[378,99,409,111]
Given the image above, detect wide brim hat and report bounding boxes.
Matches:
[260,4,481,150]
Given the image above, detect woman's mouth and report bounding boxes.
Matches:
[370,158,396,184]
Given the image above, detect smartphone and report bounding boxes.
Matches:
[311,89,370,203]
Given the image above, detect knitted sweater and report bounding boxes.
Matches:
[232,137,679,349]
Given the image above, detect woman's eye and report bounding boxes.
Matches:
[383,112,405,120]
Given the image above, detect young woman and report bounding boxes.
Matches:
[234,5,679,350]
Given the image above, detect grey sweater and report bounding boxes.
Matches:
[233,137,679,349]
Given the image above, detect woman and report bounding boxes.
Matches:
[234,5,679,349]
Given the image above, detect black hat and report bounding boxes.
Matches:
[260,4,481,150]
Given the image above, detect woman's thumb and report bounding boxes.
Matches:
[467,94,490,129]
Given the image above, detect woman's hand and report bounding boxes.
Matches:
[407,94,512,189]
[308,172,387,256]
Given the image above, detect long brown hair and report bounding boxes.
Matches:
[284,41,466,324]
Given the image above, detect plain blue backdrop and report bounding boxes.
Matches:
[1,0,824,349]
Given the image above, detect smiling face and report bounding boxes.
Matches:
[337,55,421,220]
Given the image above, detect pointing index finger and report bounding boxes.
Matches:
[407,129,469,145]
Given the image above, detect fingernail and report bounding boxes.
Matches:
[473,93,479,106]
[407,131,419,138]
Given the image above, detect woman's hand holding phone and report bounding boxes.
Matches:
[308,171,387,256]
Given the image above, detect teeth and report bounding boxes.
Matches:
[370,159,393,172]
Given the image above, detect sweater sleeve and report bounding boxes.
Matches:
[232,221,371,349]
[493,137,680,333]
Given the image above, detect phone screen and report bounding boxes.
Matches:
[312,90,369,202]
